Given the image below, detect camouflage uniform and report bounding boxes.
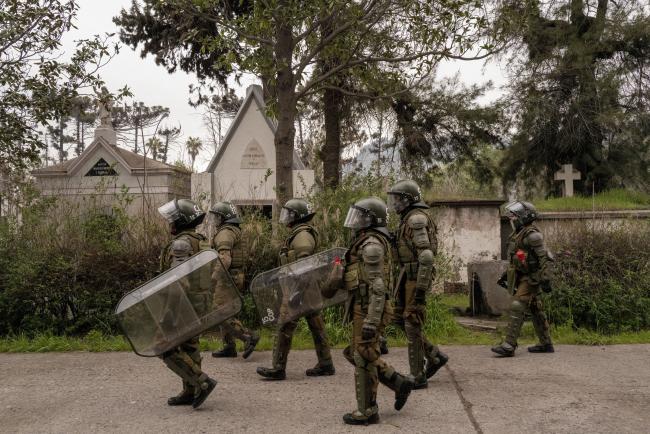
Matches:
[211,223,258,358]
[275,224,333,373]
[341,197,414,425]
[493,201,554,357]
[159,229,214,406]
[394,207,448,387]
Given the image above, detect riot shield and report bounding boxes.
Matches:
[251,247,348,326]
[115,249,242,357]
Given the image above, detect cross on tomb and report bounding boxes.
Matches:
[554,164,581,197]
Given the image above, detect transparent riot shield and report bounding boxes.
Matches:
[115,250,242,357]
[251,247,348,326]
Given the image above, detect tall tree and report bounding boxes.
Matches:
[185,136,203,172]
[116,1,494,205]
[111,102,169,154]
[68,96,97,156]
[157,124,182,163]
[497,0,650,192]
[0,0,120,176]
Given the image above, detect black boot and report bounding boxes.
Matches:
[305,363,335,377]
[413,375,428,390]
[491,342,515,357]
[394,375,415,411]
[212,345,237,358]
[342,412,380,426]
[167,391,194,406]
[379,336,389,355]
[242,334,260,359]
[256,366,286,380]
[528,343,554,353]
[192,378,217,409]
[425,351,449,379]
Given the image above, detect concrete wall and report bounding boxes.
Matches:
[431,200,504,283]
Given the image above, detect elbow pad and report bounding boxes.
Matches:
[415,249,434,292]
[366,276,386,327]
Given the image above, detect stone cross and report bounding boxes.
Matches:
[554,164,581,197]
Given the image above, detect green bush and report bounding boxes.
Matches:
[545,221,650,333]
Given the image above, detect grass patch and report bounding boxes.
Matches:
[2,295,649,352]
[534,189,650,212]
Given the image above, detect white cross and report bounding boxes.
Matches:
[554,164,581,197]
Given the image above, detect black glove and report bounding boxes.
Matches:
[497,272,508,289]
[541,280,552,293]
[361,323,377,341]
[414,288,427,305]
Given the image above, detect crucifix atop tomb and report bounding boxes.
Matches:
[554,164,581,197]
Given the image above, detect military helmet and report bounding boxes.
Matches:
[387,179,427,213]
[344,196,388,230]
[210,201,241,226]
[503,201,538,229]
[279,198,315,226]
[158,198,205,229]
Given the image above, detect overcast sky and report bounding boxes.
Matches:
[62,0,508,172]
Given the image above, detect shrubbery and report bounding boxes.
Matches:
[545,221,650,333]
[1,177,648,338]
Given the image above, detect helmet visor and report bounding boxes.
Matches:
[387,193,410,214]
[503,201,525,218]
[343,206,373,229]
[207,212,224,228]
[279,207,295,226]
[157,200,179,223]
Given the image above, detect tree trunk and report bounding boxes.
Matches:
[273,8,295,208]
[322,86,342,188]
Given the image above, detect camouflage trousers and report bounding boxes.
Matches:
[394,279,441,381]
[272,311,332,370]
[505,278,552,347]
[343,302,406,416]
[220,318,254,348]
[161,336,207,395]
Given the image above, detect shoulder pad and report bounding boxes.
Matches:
[171,238,193,256]
[361,239,385,265]
[214,227,238,250]
[407,212,428,230]
[525,231,544,246]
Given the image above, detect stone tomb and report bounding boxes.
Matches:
[32,109,191,216]
[193,85,315,210]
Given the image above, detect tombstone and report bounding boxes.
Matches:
[467,260,511,316]
[31,100,191,216]
[195,85,315,213]
[554,164,581,197]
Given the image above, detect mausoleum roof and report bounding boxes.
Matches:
[32,136,188,177]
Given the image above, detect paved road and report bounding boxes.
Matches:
[1,345,649,433]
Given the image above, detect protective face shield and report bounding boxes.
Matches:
[250,247,348,326]
[115,250,242,357]
[207,213,224,228]
[343,205,373,230]
[279,207,296,226]
[503,201,526,230]
[387,193,411,214]
[158,200,180,224]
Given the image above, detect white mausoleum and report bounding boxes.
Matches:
[32,110,191,215]
[193,85,315,210]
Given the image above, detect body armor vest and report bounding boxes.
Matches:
[279,223,319,265]
[507,225,542,275]
[159,230,204,271]
[213,224,247,272]
[344,230,392,308]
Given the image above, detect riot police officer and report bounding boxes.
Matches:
[492,201,554,357]
[209,202,260,359]
[157,199,217,408]
[340,197,414,425]
[257,199,335,380]
[387,180,448,389]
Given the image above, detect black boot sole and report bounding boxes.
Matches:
[342,413,379,425]
[256,367,286,380]
[192,379,217,409]
[242,336,260,359]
